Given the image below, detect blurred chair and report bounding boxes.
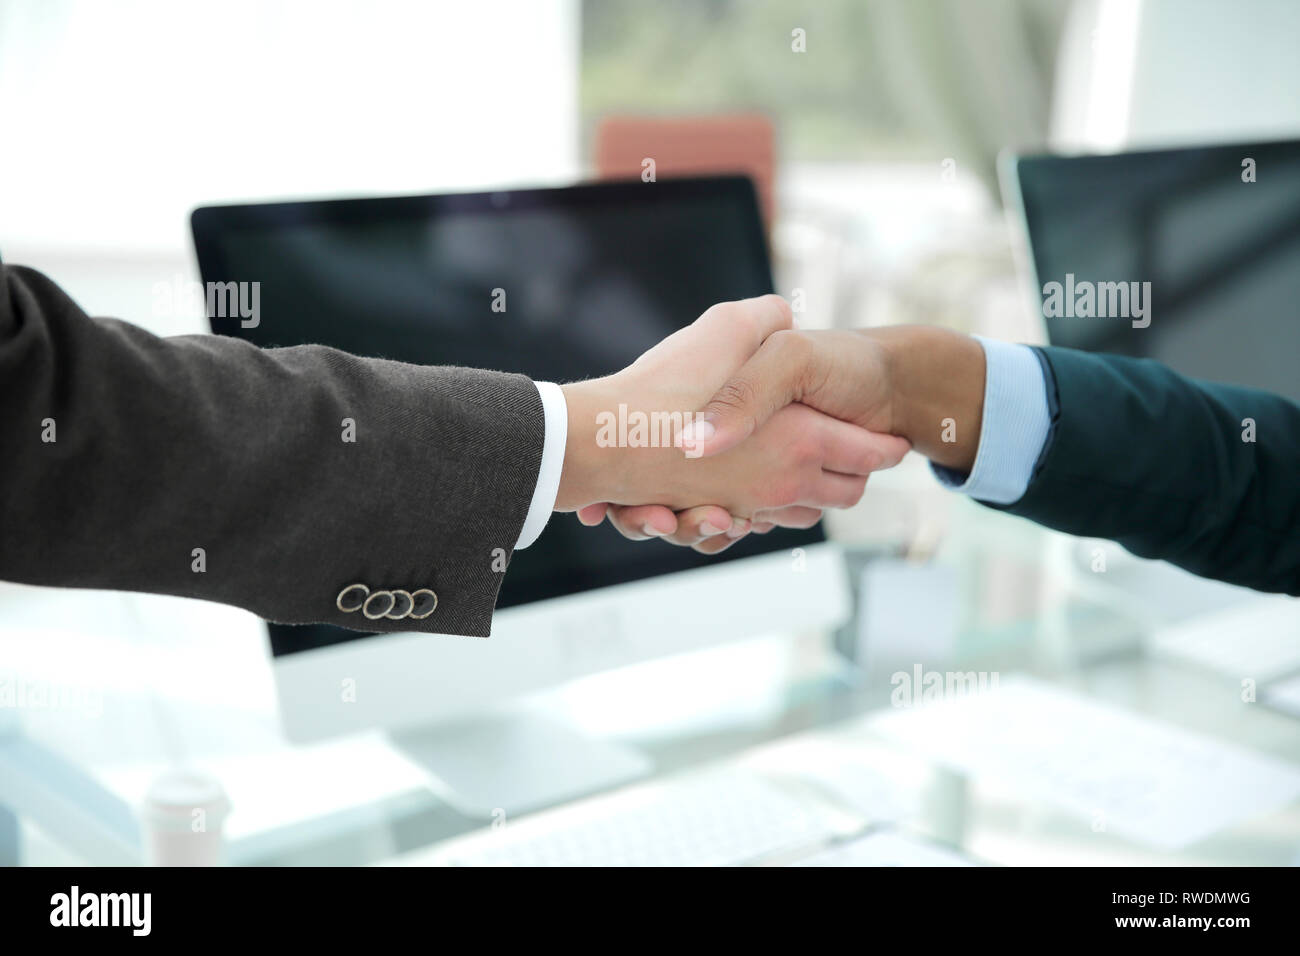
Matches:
[593,115,776,233]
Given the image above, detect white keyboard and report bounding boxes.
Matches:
[434,773,846,867]
[1149,596,1300,682]
[868,676,1300,849]
[795,830,975,867]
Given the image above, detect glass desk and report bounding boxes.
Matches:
[7,497,1299,866]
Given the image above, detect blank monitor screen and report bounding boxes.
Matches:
[1015,138,1300,403]
[192,176,821,655]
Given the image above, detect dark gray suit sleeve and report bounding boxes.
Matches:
[0,264,545,637]
[992,346,1300,596]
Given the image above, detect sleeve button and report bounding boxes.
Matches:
[385,589,414,619]
[408,588,439,619]
[336,583,370,613]
[362,590,396,619]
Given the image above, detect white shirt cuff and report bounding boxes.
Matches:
[515,380,567,550]
[930,337,1051,505]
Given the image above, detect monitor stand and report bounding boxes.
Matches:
[389,713,652,819]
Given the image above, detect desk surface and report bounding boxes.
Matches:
[7,497,1300,866]
[372,641,1300,868]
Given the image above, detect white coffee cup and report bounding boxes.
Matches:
[142,770,231,867]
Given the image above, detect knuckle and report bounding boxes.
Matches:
[797,435,823,465]
[702,300,743,329]
[772,294,794,324]
[757,294,794,330]
[710,376,758,416]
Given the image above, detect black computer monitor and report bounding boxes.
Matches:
[1009,138,1300,403]
[192,176,821,652]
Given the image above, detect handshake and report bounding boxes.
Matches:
[555,295,988,552]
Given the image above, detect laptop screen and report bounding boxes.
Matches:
[192,176,822,654]
[1013,138,1300,404]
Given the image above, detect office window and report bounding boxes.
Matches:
[581,0,1067,184]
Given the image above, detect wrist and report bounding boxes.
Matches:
[867,325,984,472]
[556,377,632,511]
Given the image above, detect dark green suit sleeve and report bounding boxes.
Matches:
[993,346,1300,596]
[0,264,545,636]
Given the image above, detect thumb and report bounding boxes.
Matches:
[680,330,810,458]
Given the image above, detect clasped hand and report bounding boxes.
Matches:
[555,295,911,553]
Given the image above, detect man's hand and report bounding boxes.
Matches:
[590,323,986,551]
[680,325,984,471]
[554,297,910,542]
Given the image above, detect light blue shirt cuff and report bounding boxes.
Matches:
[930,337,1050,505]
